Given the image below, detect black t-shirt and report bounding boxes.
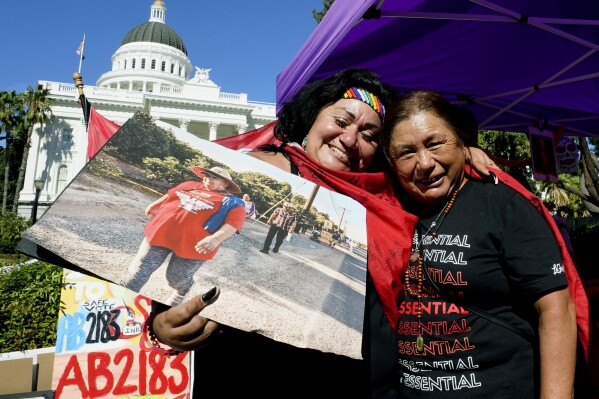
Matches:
[191,325,368,398]
[396,180,567,398]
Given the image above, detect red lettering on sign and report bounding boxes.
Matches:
[113,348,136,395]
[54,355,89,398]
[169,354,190,394]
[53,349,190,398]
[148,352,169,394]
[88,352,114,397]
[139,349,147,395]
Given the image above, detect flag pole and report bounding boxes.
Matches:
[73,72,90,132]
[77,33,86,74]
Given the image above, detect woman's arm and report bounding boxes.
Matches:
[145,194,168,217]
[466,146,498,178]
[535,287,577,398]
[195,223,237,254]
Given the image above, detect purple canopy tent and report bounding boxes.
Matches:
[276,0,599,138]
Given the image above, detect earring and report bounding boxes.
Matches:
[301,136,308,150]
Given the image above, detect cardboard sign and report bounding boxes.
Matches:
[52,270,191,398]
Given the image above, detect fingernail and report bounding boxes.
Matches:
[202,287,218,302]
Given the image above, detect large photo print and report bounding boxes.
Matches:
[21,113,368,358]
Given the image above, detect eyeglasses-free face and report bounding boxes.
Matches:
[387,111,467,207]
[304,98,382,172]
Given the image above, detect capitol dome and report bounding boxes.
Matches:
[96,0,192,92]
[122,21,187,55]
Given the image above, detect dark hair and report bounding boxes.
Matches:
[453,105,479,147]
[273,68,396,144]
[380,90,467,161]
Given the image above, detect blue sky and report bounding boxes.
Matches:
[0,0,324,103]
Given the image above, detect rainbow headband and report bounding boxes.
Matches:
[342,87,385,121]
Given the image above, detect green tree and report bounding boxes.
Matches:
[313,0,335,23]
[478,130,599,216]
[12,84,53,212]
[538,174,590,218]
[0,91,24,214]
[0,211,29,253]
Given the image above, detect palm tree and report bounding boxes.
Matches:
[0,90,24,214]
[11,84,53,213]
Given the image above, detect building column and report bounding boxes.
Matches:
[179,118,190,132]
[236,123,248,135]
[209,121,219,141]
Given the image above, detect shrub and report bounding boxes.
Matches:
[0,261,64,352]
[0,211,30,253]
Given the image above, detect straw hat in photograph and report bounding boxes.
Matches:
[190,166,242,194]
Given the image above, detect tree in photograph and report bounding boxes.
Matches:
[12,84,53,212]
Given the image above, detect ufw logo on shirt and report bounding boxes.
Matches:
[551,263,565,275]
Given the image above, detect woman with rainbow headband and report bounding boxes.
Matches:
[146,69,497,398]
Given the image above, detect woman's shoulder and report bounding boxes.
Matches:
[466,178,537,212]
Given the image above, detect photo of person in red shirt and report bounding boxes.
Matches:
[121,166,246,305]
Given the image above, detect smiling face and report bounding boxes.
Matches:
[304,98,382,172]
[387,111,467,207]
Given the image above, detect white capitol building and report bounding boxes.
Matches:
[17,0,276,217]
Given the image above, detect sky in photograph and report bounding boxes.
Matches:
[0,0,324,103]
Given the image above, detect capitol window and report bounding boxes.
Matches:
[132,59,136,69]
[141,59,146,69]
[56,165,68,194]
[161,61,166,71]
[151,59,156,69]
[60,129,73,150]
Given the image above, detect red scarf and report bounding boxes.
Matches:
[284,145,595,370]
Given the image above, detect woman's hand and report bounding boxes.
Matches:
[152,287,221,351]
[195,235,221,254]
[467,147,498,179]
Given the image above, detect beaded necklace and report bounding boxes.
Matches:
[404,186,460,353]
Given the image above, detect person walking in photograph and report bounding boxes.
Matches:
[260,201,297,254]
[121,166,246,305]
